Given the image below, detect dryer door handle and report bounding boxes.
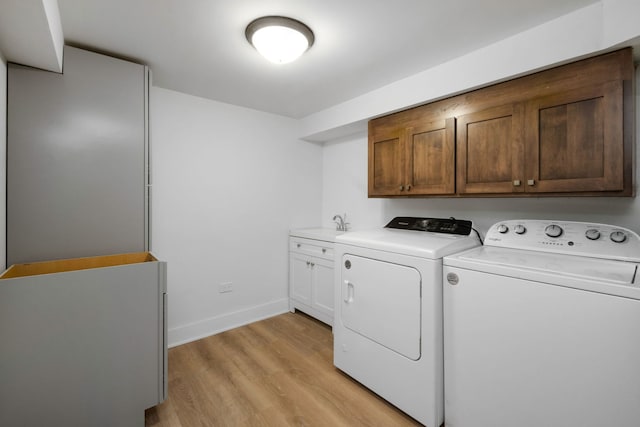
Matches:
[344,280,354,303]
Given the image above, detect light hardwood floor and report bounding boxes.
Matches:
[145,311,422,426]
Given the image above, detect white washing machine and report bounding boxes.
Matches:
[443,220,640,427]
[334,217,481,426]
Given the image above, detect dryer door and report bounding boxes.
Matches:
[340,254,421,360]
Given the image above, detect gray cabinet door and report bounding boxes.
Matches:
[8,46,148,265]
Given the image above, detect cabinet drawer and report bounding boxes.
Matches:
[290,238,334,259]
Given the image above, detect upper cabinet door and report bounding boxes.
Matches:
[524,81,624,193]
[405,118,455,195]
[456,104,525,194]
[368,123,405,196]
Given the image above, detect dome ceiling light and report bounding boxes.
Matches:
[245,16,314,64]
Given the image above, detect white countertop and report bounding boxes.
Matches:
[289,227,345,242]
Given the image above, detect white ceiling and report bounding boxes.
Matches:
[56,0,598,118]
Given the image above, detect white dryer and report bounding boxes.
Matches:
[334,217,481,426]
[443,220,640,427]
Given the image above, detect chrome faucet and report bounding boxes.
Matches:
[333,213,350,232]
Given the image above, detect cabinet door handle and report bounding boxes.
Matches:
[322,248,326,254]
[406,184,412,191]
[513,180,521,186]
[310,262,315,267]
[297,243,301,248]
[306,261,310,267]
[527,179,536,186]
[399,185,404,191]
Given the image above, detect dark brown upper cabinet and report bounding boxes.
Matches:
[369,115,455,196]
[369,124,404,196]
[368,48,634,197]
[524,81,624,193]
[457,104,525,194]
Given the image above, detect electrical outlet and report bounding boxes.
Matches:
[219,282,233,293]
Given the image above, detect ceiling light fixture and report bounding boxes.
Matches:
[245,16,314,64]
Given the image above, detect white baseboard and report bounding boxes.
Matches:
[167,298,289,348]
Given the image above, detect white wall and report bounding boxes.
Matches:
[151,87,322,346]
[0,54,6,271]
[322,66,640,238]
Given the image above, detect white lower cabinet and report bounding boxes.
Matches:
[289,235,335,326]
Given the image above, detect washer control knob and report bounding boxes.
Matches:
[585,229,601,241]
[610,231,627,243]
[545,224,563,238]
[514,225,526,235]
[497,224,509,234]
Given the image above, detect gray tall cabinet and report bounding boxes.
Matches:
[7,45,149,265]
[4,47,163,427]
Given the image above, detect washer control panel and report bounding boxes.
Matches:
[485,220,640,261]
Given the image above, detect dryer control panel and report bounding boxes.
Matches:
[385,217,472,235]
[486,220,640,262]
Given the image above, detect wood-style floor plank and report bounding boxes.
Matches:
[145,312,421,427]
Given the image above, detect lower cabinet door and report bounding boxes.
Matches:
[311,258,334,317]
[289,253,312,305]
